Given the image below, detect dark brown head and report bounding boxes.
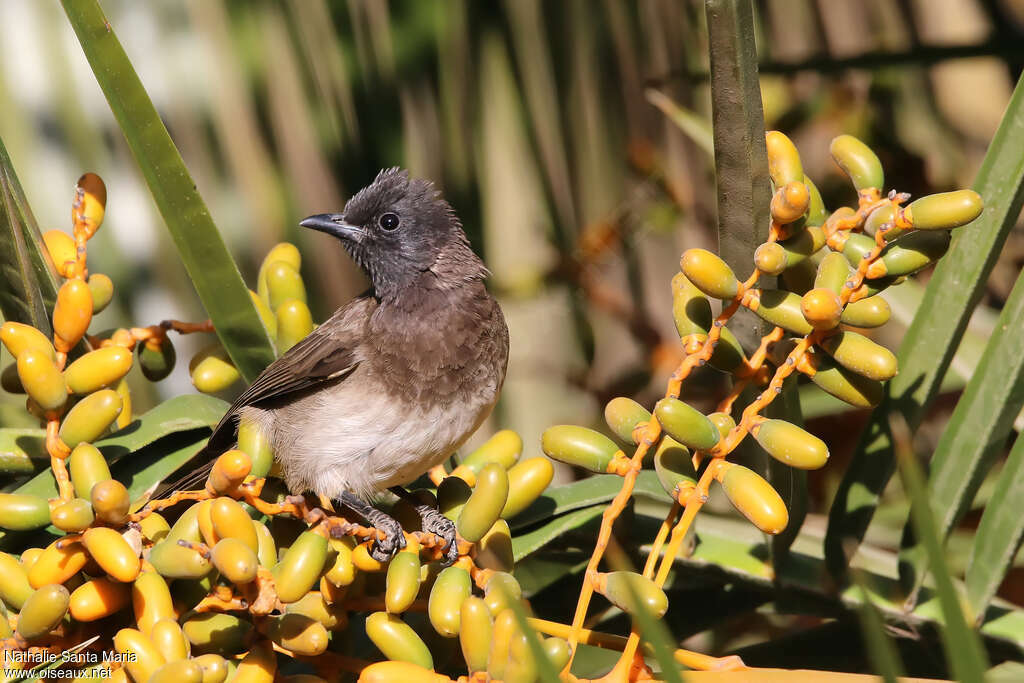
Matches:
[301,168,484,299]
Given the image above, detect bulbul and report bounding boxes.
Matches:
[176,168,508,564]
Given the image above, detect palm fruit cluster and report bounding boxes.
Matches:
[0,174,576,681]
[539,131,982,677]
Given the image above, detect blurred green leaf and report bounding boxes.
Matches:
[0,428,48,478]
[893,416,988,681]
[513,505,604,561]
[850,575,904,683]
[511,471,664,531]
[826,73,1024,578]
[645,89,714,158]
[0,135,60,335]
[899,267,1024,600]
[60,0,276,382]
[965,433,1024,617]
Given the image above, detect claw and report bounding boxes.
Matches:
[418,506,459,567]
[369,517,406,562]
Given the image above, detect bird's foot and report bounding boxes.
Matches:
[417,505,458,566]
[367,512,407,562]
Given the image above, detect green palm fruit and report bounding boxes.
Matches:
[365,611,433,670]
[819,330,897,381]
[839,232,878,267]
[70,443,109,500]
[475,519,514,572]
[267,613,328,656]
[59,389,122,447]
[138,337,176,382]
[249,290,278,340]
[484,571,522,616]
[17,349,67,412]
[840,296,891,328]
[707,412,736,441]
[273,530,329,603]
[487,609,516,680]
[907,190,982,230]
[808,351,884,408]
[830,135,883,191]
[864,203,899,239]
[237,415,274,478]
[276,299,314,353]
[780,257,818,295]
[871,231,950,278]
[670,273,712,338]
[458,430,522,473]
[87,273,114,314]
[182,612,253,655]
[15,584,69,641]
[680,249,740,300]
[720,464,788,534]
[286,591,348,630]
[541,425,620,473]
[814,252,850,295]
[385,551,421,614]
[748,289,813,335]
[438,475,474,521]
[148,541,213,580]
[708,324,748,373]
[258,243,302,304]
[0,493,51,531]
[429,565,472,637]
[0,551,34,610]
[601,571,669,618]
[654,398,719,451]
[457,463,509,543]
[604,397,651,444]
[804,176,827,226]
[502,457,554,519]
[653,436,695,499]
[148,661,203,683]
[50,497,94,532]
[459,597,493,672]
[752,418,829,469]
[189,344,240,394]
[263,261,307,313]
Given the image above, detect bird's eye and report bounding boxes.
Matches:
[378,212,400,231]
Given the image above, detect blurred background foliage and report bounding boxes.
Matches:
[2,0,1024,674]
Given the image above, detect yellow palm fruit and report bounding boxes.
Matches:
[53,278,93,352]
[43,229,77,276]
[147,539,213,580]
[748,289,814,335]
[907,190,983,230]
[132,571,175,635]
[0,551,34,610]
[50,497,94,532]
[252,520,276,569]
[544,637,572,671]
[603,397,651,444]
[505,629,539,683]
[113,627,166,682]
[459,429,522,473]
[16,349,67,413]
[801,288,842,331]
[263,261,307,312]
[148,660,203,683]
[182,612,253,656]
[720,464,788,534]
[819,330,897,381]
[69,577,130,621]
[752,418,829,470]
[487,609,517,680]
[285,591,348,631]
[501,457,554,519]
[209,497,258,552]
[1,322,56,361]
[475,519,514,573]
[829,135,883,191]
[59,389,123,447]
[69,443,109,499]
[438,475,473,522]
[754,241,787,276]
[359,662,449,683]
[193,654,230,683]
[29,538,89,588]
[165,500,203,543]
[600,571,669,618]
[770,181,810,224]
[150,617,190,661]
[765,131,803,187]
[15,584,70,641]
[385,550,421,614]
[267,613,328,656]
[323,536,355,586]
[90,478,130,526]
[541,425,620,473]
[428,565,471,638]
[87,273,114,314]
[275,299,314,353]
[804,176,827,226]
[138,511,170,544]
[459,596,493,672]
[237,417,273,479]
[456,463,509,543]
[653,435,695,498]
[233,641,276,683]
[841,295,891,328]
[273,530,329,603]
[249,290,277,340]
[654,398,719,451]
[0,492,51,531]
[670,272,712,338]
[83,527,140,583]
[72,173,107,236]
[365,611,433,670]
[138,337,176,382]
[210,538,259,584]
[258,243,302,305]
[64,346,133,394]
[190,344,241,394]
[807,350,884,408]
[206,449,252,495]
[483,571,522,616]
[680,248,740,300]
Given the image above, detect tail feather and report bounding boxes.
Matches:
[148,421,237,501]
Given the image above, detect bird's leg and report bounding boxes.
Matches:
[334,491,406,561]
[390,485,459,567]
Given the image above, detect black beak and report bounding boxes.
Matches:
[300,213,364,242]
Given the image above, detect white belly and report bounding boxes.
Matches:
[240,372,497,499]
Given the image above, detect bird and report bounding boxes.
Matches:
[168,168,508,565]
